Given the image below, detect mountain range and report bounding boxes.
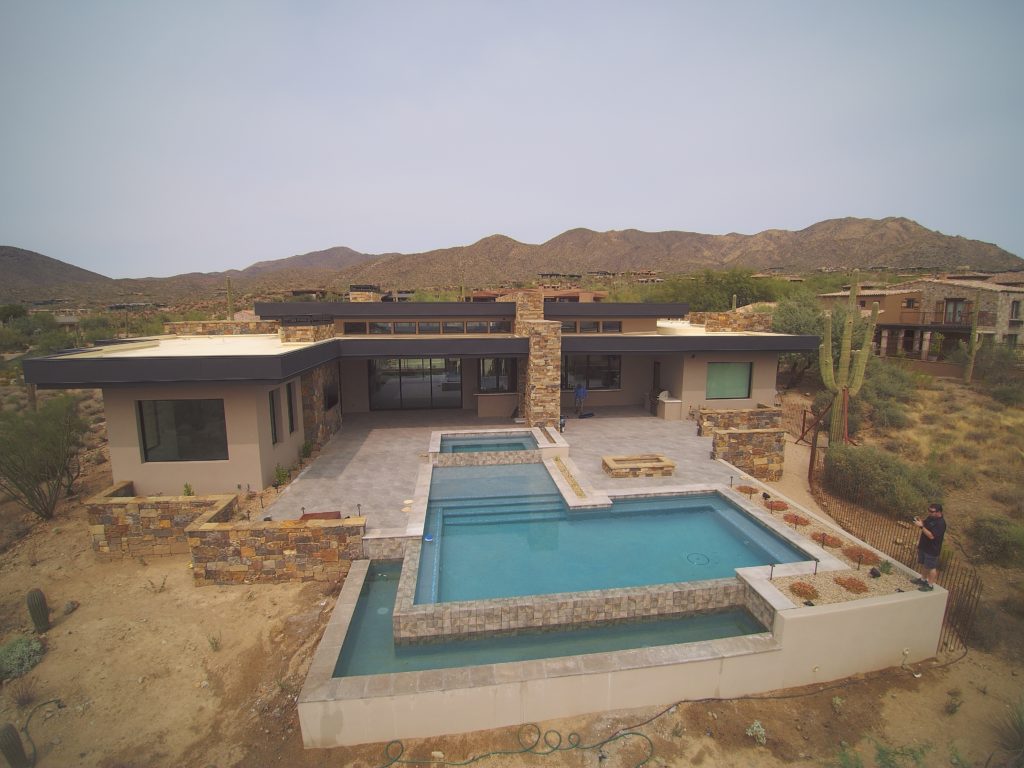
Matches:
[2,217,1020,305]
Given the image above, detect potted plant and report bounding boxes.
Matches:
[928,332,945,361]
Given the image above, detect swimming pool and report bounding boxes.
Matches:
[336,562,766,677]
[416,464,808,604]
[439,431,538,453]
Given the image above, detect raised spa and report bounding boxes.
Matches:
[438,431,539,453]
[416,464,808,604]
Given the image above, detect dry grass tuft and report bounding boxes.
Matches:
[841,545,881,566]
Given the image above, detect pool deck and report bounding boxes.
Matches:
[265,406,736,527]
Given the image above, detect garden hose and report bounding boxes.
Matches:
[376,723,653,767]
[373,645,971,768]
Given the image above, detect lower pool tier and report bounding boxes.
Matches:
[334,562,766,677]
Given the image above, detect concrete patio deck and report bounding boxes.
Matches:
[265,406,737,530]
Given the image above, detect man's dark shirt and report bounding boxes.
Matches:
[919,516,946,557]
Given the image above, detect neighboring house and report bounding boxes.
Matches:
[819,278,1024,358]
[23,292,817,496]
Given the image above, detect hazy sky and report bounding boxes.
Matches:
[2,1,1022,278]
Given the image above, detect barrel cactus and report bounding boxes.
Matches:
[26,588,49,633]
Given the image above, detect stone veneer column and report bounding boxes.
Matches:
[301,361,342,446]
[502,290,561,427]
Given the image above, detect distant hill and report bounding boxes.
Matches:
[0,246,114,301]
[334,217,1022,288]
[2,217,1020,305]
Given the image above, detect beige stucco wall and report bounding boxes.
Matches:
[103,381,304,496]
[680,351,779,411]
[558,355,651,411]
[340,360,370,413]
[298,566,946,748]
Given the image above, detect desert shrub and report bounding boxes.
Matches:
[928,451,976,490]
[841,545,881,566]
[951,442,979,461]
[990,486,1023,507]
[789,581,819,600]
[834,576,869,594]
[994,697,1024,768]
[0,635,45,678]
[0,395,86,519]
[968,517,1024,566]
[1001,584,1024,619]
[814,532,843,548]
[965,429,990,443]
[991,383,1024,406]
[823,444,942,519]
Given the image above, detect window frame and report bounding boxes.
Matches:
[560,355,621,391]
[136,399,229,463]
[705,361,753,400]
[478,358,518,393]
[286,381,296,433]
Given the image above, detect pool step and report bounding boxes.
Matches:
[436,494,566,525]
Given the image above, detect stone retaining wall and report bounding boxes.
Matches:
[187,508,365,586]
[392,539,746,644]
[86,481,237,560]
[711,428,786,481]
[697,406,782,436]
[163,321,279,335]
[688,312,773,332]
[280,323,337,343]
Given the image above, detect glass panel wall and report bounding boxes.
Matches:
[368,358,463,409]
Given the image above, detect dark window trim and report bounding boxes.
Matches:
[286,381,296,433]
[269,389,280,444]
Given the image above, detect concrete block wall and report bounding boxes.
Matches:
[86,481,237,560]
[163,320,280,335]
[711,428,786,481]
[187,509,365,586]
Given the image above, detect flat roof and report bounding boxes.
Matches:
[254,301,692,321]
[24,326,819,388]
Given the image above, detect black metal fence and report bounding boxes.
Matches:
[808,451,982,653]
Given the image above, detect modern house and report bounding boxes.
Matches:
[819,278,1024,358]
[23,291,817,496]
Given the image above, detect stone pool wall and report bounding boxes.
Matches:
[392,538,749,644]
[432,450,545,467]
[186,507,365,586]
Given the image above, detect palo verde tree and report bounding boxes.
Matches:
[819,280,879,446]
[0,395,86,519]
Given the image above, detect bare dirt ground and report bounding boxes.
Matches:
[1,386,1022,767]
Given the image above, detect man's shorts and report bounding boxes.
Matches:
[918,551,939,570]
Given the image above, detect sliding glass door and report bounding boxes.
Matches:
[368,358,462,410]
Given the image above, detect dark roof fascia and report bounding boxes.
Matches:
[256,302,515,321]
[562,334,820,354]
[335,337,528,358]
[23,336,531,388]
[23,340,341,389]
[543,303,689,319]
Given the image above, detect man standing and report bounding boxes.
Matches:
[573,382,588,416]
[912,503,946,591]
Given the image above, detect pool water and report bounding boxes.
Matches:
[439,432,537,453]
[335,562,766,677]
[416,465,807,604]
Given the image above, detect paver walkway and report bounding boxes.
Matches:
[266,406,792,531]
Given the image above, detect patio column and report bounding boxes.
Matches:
[504,289,561,428]
[879,329,889,357]
[920,330,931,361]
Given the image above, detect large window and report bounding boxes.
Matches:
[137,399,228,462]
[269,390,280,444]
[561,355,621,390]
[368,358,462,409]
[286,382,296,433]
[706,362,752,400]
[478,358,518,393]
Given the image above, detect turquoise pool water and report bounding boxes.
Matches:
[439,432,538,453]
[416,465,807,604]
[334,562,765,677]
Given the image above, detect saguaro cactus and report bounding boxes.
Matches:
[26,588,49,633]
[819,280,879,445]
[963,291,981,384]
[0,723,30,768]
